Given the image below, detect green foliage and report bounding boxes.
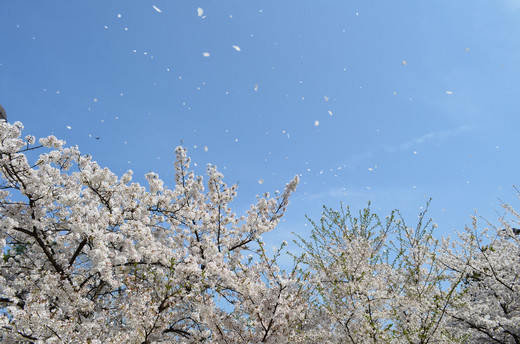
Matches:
[294,200,464,343]
[3,243,28,262]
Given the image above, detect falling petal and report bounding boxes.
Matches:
[202,52,210,57]
[152,5,162,13]
[232,45,241,51]
[197,7,204,17]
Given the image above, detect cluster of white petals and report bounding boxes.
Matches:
[0,121,518,343]
[440,210,520,343]
[0,122,303,343]
[295,201,520,343]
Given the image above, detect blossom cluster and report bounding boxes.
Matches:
[0,122,303,343]
[0,121,518,343]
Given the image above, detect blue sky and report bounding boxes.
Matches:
[1,1,520,251]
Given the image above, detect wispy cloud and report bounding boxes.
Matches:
[382,124,476,153]
[312,124,478,181]
[305,184,429,211]
[337,124,477,170]
[299,124,478,200]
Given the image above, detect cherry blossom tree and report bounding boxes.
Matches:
[441,203,520,344]
[294,202,464,343]
[0,121,304,343]
[2,120,518,343]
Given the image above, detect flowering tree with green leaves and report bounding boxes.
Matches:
[294,203,464,343]
[1,120,519,343]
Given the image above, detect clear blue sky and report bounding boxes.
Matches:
[2,1,520,251]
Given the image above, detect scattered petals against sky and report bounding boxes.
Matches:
[1,1,520,246]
